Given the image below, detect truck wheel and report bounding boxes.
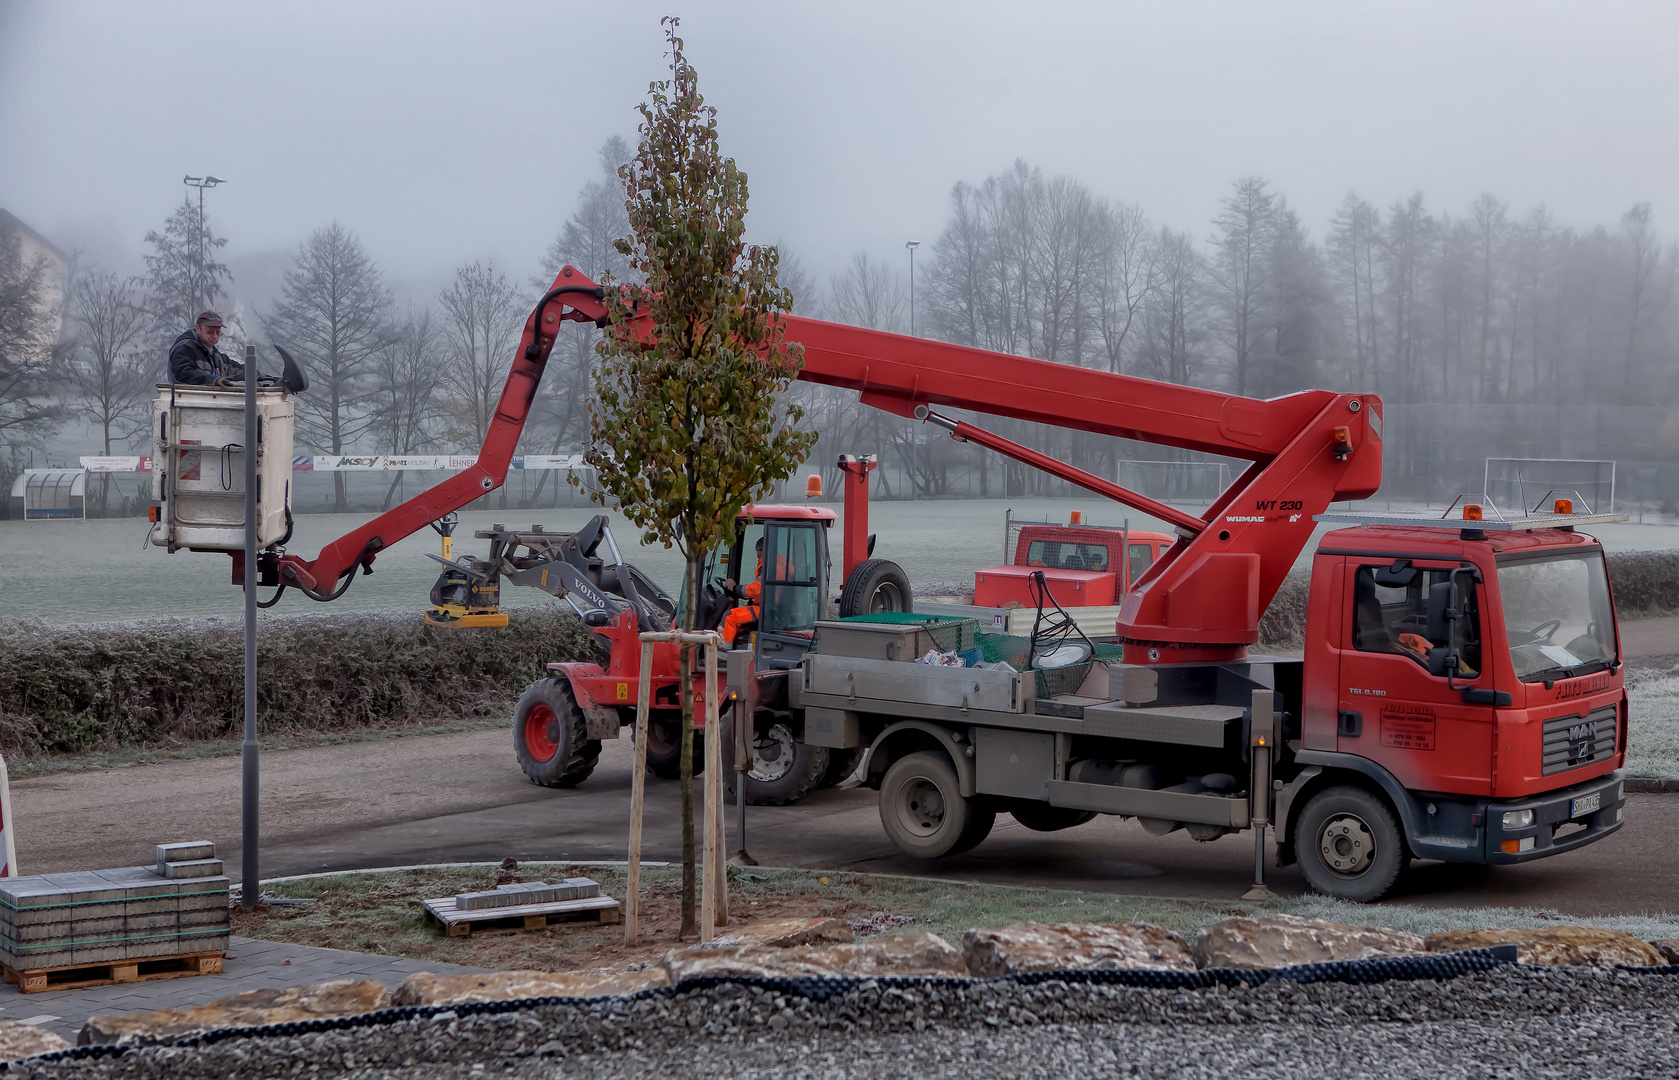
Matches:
[1009,803,1096,832]
[512,679,601,788]
[839,559,913,618]
[879,751,995,858]
[1296,785,1408,902]
[640,717,703,781]
[721,715,830,805]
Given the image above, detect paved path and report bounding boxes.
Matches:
[14,722,1679,920]
[0,935,484,1046]
[1624,615,1679,658]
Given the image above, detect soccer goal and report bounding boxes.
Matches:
[1484,458,1616,515]
[1115,459,1234,506]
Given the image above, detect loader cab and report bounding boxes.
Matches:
[696,505,836,671]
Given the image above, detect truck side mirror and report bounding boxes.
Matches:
[1426,580,1455,645]
[1427,646,1454,678]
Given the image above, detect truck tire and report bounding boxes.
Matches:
[512,679,601,788]
[720,713,830,805]
[1296,785,1408,902]
[1009,803,1097,832]
[640,717,703,781]
[879,751,995,858]
[839,559,913,618]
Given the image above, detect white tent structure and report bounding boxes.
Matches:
[9,469,84,520]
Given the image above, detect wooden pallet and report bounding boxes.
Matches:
[422,894,621,938]
[2,951,222,994]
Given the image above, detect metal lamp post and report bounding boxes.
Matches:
[182,175,226,313]
[241,345,259,910]
[906,241,920,500]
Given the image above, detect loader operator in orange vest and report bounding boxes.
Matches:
[721,537,792,648]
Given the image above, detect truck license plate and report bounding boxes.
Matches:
[1571,793,1601,818]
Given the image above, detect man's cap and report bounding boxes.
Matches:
[195,311,225,328]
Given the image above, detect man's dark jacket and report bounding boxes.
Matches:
[168,329,244,385]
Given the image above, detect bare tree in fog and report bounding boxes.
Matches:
[439,260,522,449]
[264,223,393,511]
[1093,201,1158,375]
[370,304,446,508]
[1137,226,1203,386]
[1328,194,1383,391]
[523,137,634,505]
[1620,203,1677,403]
[1209,177,1277,397]
[828,253,904,331]
[66,269,150,514]
[0,223,64,450]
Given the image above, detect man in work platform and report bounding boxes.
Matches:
[168,311,244,385]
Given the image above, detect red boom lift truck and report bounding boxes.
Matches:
[211,266,1626,901]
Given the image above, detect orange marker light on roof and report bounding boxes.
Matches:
[1463,504,1483,521]
[805,474,822,499]
[1071,510,1083,525]
[1554,498,1573,515]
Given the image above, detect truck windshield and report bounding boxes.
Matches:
[1498,551,1618,682]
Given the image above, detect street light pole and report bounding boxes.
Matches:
[905,241,920,500]
[182,175,226,314]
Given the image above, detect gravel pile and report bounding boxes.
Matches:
[15,965,1679,1078]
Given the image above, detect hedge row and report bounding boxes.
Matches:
[1258,547,1679,646]
[0,608,601,757]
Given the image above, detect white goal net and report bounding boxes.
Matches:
[1484,458,1616,514]
[1115,459,1234,506]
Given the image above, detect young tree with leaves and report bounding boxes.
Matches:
[586,18,816,938]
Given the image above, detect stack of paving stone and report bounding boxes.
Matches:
[0,841,230,975]
[454,878,600,911]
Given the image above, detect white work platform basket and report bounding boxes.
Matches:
[150,384,295,552]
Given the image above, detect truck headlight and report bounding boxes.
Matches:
[1502,809,1534,830]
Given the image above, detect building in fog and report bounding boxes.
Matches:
[0,207,70,346]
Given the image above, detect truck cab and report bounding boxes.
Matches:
[1285,506,1626,896]
[974,522,1174,608]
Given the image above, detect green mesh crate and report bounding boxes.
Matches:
[835,613,980,655]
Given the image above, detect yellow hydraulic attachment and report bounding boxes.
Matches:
[424,513,508,628]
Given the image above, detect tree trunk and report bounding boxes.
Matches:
[678,550,701,939]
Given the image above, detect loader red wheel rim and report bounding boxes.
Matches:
[524,704,560,762]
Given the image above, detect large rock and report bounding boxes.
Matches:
[0,1020,71,1062]
[1424,926,1665,967]
[392,968,669,1007]
[663,932,967,982]
[1653,939,1679,965]
[962,922,1194,977]
[79,979,390,1046]
[1192,915,1425,970]
[704,917,854,949]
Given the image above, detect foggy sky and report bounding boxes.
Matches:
[4,0,1678,303]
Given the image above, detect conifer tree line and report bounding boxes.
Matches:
[3,149,1675,509]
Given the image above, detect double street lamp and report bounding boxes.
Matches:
[183,175,226,313]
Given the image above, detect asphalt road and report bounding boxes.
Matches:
[15,723,1678,918]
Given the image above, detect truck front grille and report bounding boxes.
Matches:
[1541,706,1617,776]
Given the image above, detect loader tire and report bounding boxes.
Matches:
[720,713,830,805]
[641,716,703,781]
[838,559,913,618]
[879,751,995,859]
[512,679,600,788]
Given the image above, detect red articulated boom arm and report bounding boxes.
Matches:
[271,266,1382,663]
